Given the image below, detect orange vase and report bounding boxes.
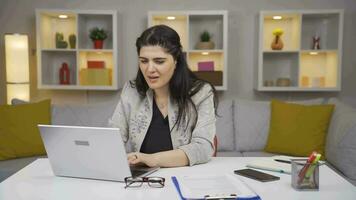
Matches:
[271,35,284,50]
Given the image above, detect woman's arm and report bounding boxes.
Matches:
[127,149,188,167]
[108,83,130,144]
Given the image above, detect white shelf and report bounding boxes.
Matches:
[42,49,77,52]
[257,10,343,92]
[36,9,118,90]
[148,10,228,90]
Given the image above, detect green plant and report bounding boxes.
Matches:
[200,31,211,42]
[89,27,108,41]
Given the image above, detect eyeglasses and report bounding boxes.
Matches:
[124,176,165,188]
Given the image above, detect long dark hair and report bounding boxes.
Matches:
[132,25,218,131]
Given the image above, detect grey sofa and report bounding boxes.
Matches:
[1,98,355,187]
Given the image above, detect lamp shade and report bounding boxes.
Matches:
[5,34,30,83]
[5,34,30,104]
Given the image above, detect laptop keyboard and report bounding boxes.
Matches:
[130,168,149,177]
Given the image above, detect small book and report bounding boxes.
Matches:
[172,174,261,200]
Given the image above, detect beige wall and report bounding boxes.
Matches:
[0,0,355,106]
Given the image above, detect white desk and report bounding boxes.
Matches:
[1,157,355,200]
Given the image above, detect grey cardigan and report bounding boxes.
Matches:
[108,82,216,166]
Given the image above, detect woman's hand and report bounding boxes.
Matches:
[127,152,159,168]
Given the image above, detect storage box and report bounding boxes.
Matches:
[87,61,105,69]
[80,68,111,86]
[198,61,214,71]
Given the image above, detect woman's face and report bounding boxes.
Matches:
[139,45,176,91]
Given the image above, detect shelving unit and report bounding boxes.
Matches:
[148,11,228,90]
[257,10,343,91]
[36,9,118,90]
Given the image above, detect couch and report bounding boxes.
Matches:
[1,98,355,186]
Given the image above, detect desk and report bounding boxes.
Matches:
[1,157,355,200]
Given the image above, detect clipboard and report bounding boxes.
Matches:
[171,174,261,200]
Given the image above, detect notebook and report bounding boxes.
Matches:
[172,174,261,200]
[246,155,325,174]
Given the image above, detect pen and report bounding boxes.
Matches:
[274,159,291,164]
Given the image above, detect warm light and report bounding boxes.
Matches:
[201,52,209,55]
[273,16,282,20]
[58,15,68,19]
[6,84,30,104]
[5,34,30,104]
[167,16,176,20]
[309,52,319,55]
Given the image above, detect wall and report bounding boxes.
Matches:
[0,0,355,106]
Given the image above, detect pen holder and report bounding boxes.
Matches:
[291,159,319,191]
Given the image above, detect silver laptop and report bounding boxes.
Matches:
[38,124,159,182]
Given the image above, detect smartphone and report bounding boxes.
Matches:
[234,169,280,182]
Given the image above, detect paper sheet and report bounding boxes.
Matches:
[175,174,258,199]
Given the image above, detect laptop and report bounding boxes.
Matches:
[38,124,159,182]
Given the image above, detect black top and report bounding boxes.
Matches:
[140,99,173,154]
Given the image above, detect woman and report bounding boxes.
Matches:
[109,25,218,167]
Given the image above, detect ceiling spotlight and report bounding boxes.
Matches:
[201,52,209,55]
[309,52,319,55]
[59,15,68,19]
[167,16,176,20]
[273,16,282,20]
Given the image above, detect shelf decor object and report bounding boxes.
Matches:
[148,10,228,90]
[4,34,30,104]
[196,30,215,49]
[271,28,284,50]
[36,9,118,90]
[257,10,343,92]
[89,27,108,49]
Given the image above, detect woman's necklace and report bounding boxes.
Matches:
[156,101,167,109]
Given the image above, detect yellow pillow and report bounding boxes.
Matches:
[0,99,51,160]
[265,99,334,157]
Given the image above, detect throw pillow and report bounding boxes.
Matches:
[264,99,334,158]
[234,98,326,152]
[0,99,51,160]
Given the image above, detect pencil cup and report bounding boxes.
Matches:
[291,159,319,191]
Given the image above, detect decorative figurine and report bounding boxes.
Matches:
[312,35,320,50]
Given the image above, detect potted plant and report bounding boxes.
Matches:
[196,30,215,49]
[89,27,108,49]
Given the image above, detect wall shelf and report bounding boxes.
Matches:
[257,10,343,91]
[36,9,118,90]
[148,11,228,90]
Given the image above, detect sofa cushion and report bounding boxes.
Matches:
[326,98,356,183]
[234,99,270,152]
[12,98,117,127]
[215,100,235,151]
[0,100,51,160]
[265,100,334,157]
[233,98,326,152]
[52,101,117,127]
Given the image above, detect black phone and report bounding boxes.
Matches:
[234,169,280,182]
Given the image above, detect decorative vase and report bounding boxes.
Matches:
[59,62,70,85]
[271,35,284,50]
[93,40,104,49]
[69,34,76,49]
[196,41,215,50]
